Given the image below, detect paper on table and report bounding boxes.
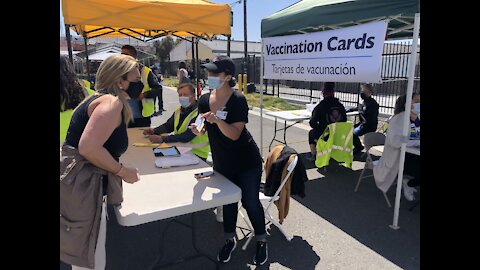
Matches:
[176,146,193,155]
[155,153,200,168]
[133,142,170,147]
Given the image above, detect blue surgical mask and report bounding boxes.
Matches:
[208,76,224,89]
[179,96,190,108]
[412,103,420,115]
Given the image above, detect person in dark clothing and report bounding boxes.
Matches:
[142,83,210,160]
[62,54,141,270]
[194,55,268,265]
[308,82,347,161]
[121,45,163,127]
[60,55,88,141]
[347,83,380,155]
[151,66,165,115]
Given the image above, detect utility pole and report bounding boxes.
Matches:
[227,11,233,57]
[243,0,248,81]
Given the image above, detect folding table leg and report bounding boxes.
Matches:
[269,118,278,151]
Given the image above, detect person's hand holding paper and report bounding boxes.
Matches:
[190,114,206,135]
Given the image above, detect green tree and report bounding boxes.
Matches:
[154,37,175,74]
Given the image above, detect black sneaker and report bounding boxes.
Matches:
[253,241,268,265]
[217,238,236,263]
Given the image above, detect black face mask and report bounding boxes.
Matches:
[126,81,144,99]
[360,93,367,100]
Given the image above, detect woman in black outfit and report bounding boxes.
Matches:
[62,54,141,270]
[193,56,268,265]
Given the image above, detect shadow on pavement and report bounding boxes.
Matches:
[292,159,420,270]
[101,205,320,270]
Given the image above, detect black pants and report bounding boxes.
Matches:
[153,89,163,111]
[128,117,151,128]
[222,166,266,240]
[308,128,323,145]
[353,123,375,149]
[404,153,421,187]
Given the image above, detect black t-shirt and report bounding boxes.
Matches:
[359,96,379,132]
[309,96,347,134]
[198,91,262,178]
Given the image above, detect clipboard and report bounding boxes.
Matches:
[153,146,181,157]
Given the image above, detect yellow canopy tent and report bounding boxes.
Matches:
[62,0,231,40]
[62,0,232,90]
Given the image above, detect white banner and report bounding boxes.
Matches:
[262,20,387,83]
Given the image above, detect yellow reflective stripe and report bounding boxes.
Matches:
[331,145,353,153]
[343,127,353,148]
[316,149,332,157]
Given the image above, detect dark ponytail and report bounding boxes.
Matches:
[228,77,237,87]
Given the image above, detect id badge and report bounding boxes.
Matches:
[216,110,228,120]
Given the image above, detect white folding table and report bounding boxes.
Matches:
[114,128,242,269]
[265,110,311,151]
[265,108,359,151]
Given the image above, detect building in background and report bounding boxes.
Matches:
[169,39,261,61]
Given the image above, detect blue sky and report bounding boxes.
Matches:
[60,0,299,41]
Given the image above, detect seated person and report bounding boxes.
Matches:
[410,92,421,133]
[373,94,421,201]
[347,83,379,155]
[308,82,347,161]
[142,83,210,161]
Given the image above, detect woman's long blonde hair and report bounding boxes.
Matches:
[94,54,138,124]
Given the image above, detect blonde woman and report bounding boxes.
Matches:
[60,54,141,270]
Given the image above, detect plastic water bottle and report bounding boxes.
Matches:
[206,151,213,167]
[410,123,417,139]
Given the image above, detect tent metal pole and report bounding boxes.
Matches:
[390,13,420,230]
[243,0,248,78]
[84,36,90,82]
[260,39,264,158]
[191,37,196,90]
[195,38,200,94]
[65,24,73,64]
[227,35,231,57]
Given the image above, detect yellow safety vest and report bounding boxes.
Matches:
[60,108,73,142]
[173,106,210,159]
[79,79,95,96]
[315,122,354,169]
[61,81,93,142]
[140,66,155,117]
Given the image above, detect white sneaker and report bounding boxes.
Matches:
[215,206,223,222]
[402,179,417,201]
